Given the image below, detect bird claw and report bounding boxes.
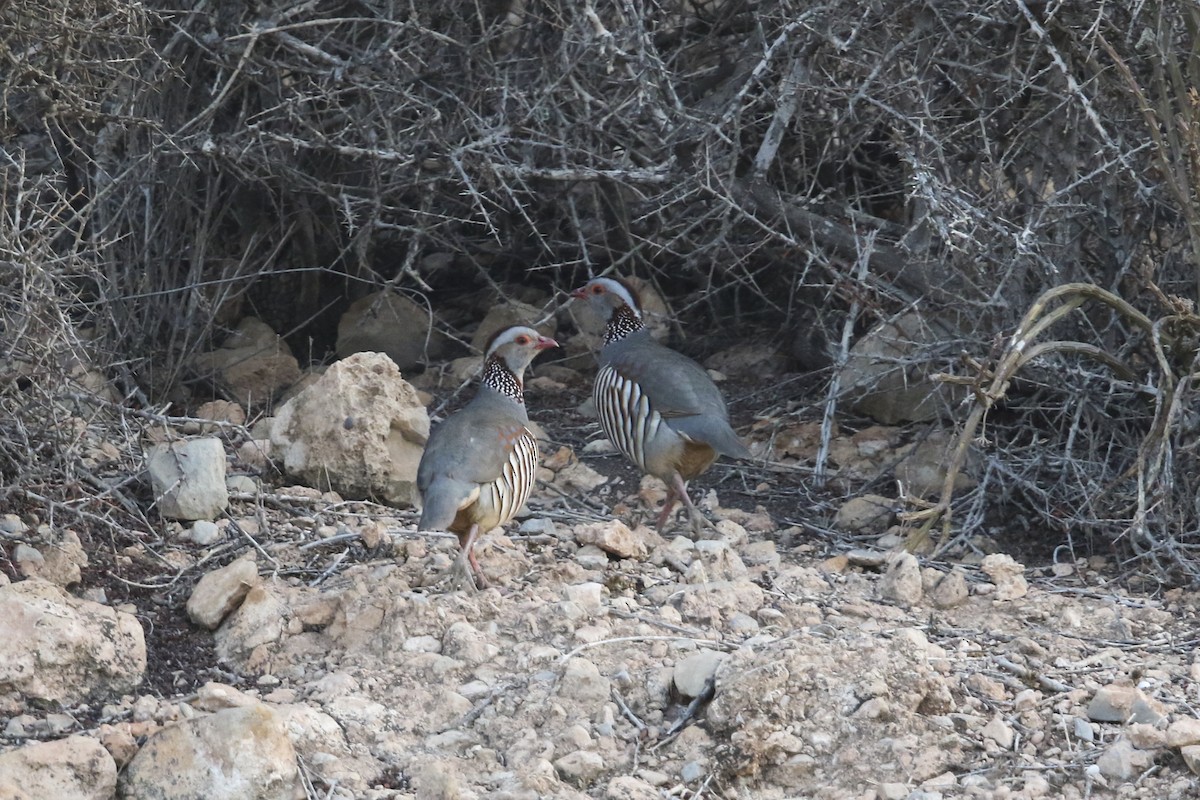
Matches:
[445,553,488,592]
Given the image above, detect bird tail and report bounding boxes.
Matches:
[712,424,753,461]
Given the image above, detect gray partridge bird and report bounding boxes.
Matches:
[418,325,558,588]
[572,277,751,534]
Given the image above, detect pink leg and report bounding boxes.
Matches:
[671,473,711,536]
[655,483,679,534]
[452,524,488,590]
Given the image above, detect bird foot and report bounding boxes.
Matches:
[686,507,719,538]
[444,553,488,592]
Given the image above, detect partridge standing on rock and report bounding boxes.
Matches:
[418,325,558,588]
[572,277,752,534]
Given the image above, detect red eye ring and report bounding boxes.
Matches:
[515,335,530,345]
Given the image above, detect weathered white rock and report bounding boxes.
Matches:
[184,519,222,546]
[118,704,301,800]
[13,542,44,577]
[981,716,1014,749]
[1167,718,1200,747]
[442,621,500,665]
[604,775,662,800]
[269,352,430,506]
[187,556,260,630]
[924,567,969,608]
[574,520,647,560]
[842,312,962,424]
[879,551,923,606]
[558,658,611,707]
[564,582,604,616]
[555,460,608,492]
[688,541,748,582]
[980,553,1028,600]
[834,494,895,534]
[554,750,605,787]
[214,582,289,673]
[0,579,145,705]
[895,429,977,496]
[190,400,247,433]
[335,290,454,370]
[191,317,302,407]
[1095,737,1155,780]
[236,438,273,470]
[1181,744,1200,775]
[147,438,229,521]
[1087,684,1166,723]
[23,529,87,587]
[673,650,726,699]
[0,735,116,800]
[276,702,380,791]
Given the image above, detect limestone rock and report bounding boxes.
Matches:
[214,582,289,673]
[0,579,145,705]
[574,520,648,560]
[118,704,301,800]
[191,317,302,407]
[558,658,611,707]
[336,290,454,370]
[1167,718,1200,747]
[1182,745,1200,775]
[269,352,430,507]
[147,438,229,521]
[556,460,608,493]
[183,519,222,546]
[879,551,923,606]
[842,312,963,424]
[673,650,726,699]
[924,567,969,608]
[187,556,260,630]
[24,529,87,587]
[554,750,605,788]
[605,775,662,800]
[188,399,246,434]
[1095,737,1155,780]
[980,554,1028,600]
[1087,684,1167,724]
[0,735,116,800]
[834,494,895,534]
[895,429,977,497]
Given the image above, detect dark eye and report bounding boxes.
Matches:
[515,335,530,345]
[591,285,604,294]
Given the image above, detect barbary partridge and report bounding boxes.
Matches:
[572,276,751,534]
[418,325,558,588]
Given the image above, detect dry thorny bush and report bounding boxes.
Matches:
[2,0,1200,580]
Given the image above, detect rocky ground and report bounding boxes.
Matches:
[3,302,1200,800]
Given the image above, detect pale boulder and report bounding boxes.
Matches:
[0,735,117,800]
[269,352,430,507]
[0,579,145,705]
[191,317,301,407]
[841,311,964,424]
[147,438,229,521]
[187,556,260,630]
[335,290,454,370]
[118,704,302,800]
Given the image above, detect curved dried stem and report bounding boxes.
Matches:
[904,283,1172,554]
